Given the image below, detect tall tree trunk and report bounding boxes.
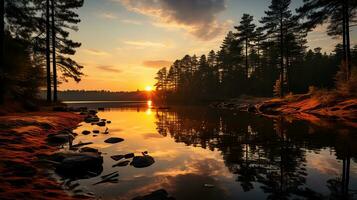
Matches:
[246,38,249,80]
[0,0,4,104]
[342,1,347,81]
[286,55,291,93]
[345,0,351,80]
[51,0,57,102]
[280,13,284,98]
[46,0,51,102]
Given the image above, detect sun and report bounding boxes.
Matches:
[145,86,153,92]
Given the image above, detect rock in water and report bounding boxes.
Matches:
[47,132,74,144]
[82,130,91,135]
[112,160,130,167]
[55,152,103,179]
[104,137,124,144]
[84,116,100,123]
[132,189,174,200]
[131,155,155,168]
[80,147,99,153]
[88,110,98,115]
[97,121,106,127]
[124,153,134,159]
[110,155,124,161]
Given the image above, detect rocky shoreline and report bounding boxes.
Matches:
[0,106,162,200]
[0,111,84,200]
[211,95,357,128]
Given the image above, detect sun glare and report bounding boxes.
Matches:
[145,86,153,92]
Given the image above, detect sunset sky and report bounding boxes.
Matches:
[60,0,357,92]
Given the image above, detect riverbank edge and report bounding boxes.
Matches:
[0,110,84,200]
[211,95,357,128]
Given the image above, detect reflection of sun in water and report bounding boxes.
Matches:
[145,86,153,92]
[146,108,152,115]
[146,100,153,115]
[147,100,152,108]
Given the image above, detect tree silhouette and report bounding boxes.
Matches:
[51,0,57,102]
[152,1,354,103]
[235,14,256,80]
[45,0,51,102]
[0,0,83,104]
[297,0,357,80]
[260,0,293,97]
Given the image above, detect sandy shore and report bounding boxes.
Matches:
[0,111,83,200]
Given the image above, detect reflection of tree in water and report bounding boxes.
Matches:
[154,108,357,199]
[257,116,320,200]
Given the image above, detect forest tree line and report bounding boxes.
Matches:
[154,0,357,103]
[0,0,84,105]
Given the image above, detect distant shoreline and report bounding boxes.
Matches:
[63,100,147,104]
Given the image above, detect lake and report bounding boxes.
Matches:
[61,101,357,200]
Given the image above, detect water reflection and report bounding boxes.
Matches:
[155,107,357,199]
[67,105,357,200]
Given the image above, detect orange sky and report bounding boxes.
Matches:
[59,0,357,92]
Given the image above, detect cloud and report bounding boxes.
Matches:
[83,48,110,56]
[143,60,172,68]
[124,40,167,48]
[121,19,143,25]
[97,65,122,73]
[100,12,118,20]
[119,0,227,40]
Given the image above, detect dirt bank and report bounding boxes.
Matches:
[0,111,83,200]
[213,95,357,128]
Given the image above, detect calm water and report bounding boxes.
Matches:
[62,102,357,200]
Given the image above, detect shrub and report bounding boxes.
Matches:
[335,65,357,97]
[273,78,282,97]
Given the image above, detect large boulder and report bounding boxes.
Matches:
[47,130,74,144]
[55,152,103,179]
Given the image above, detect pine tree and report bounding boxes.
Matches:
[50,0,84,97]
[235,14,256,80]
[45,0,51,102]
[260,0,292,98]
[32,0,84,102]
[50,0,57,102]
[297,0,357,80]
[154,67,167,103]
[218,31,244,97]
